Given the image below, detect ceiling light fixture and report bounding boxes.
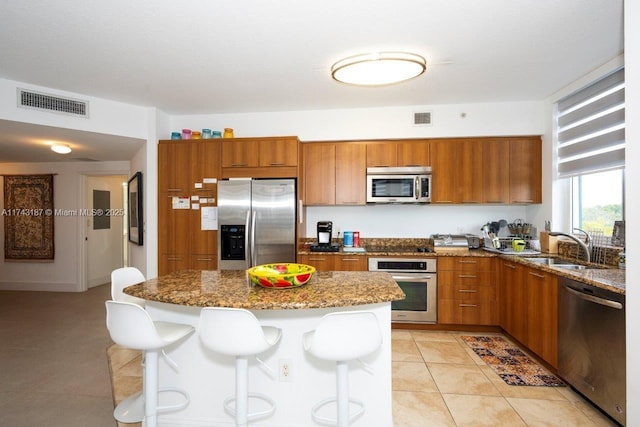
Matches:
[51,144,72,154]
[331,51,426,86]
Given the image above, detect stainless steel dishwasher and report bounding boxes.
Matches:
[558,277,626,426]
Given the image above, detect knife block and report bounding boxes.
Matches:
[539,231,558,254]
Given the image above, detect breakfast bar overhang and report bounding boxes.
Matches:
[124,269,405,427]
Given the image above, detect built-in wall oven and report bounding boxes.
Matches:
[368,258,437,323]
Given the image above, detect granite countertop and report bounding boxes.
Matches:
[124,269,406,309]
[501,255,626,295]
[298,241,625,295]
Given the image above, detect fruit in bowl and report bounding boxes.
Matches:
[247,263,316,289]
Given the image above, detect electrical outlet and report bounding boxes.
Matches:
[279,359,292,382]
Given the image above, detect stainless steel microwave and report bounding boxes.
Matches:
[366,166,432,204]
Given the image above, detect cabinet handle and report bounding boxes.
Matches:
[196,258,213,261]
[462,200,480,204]
[308,257,327,261]
[458,260,477,264]
[529,271,545,279]
[459,304,478,307]
[167,188,183,192]
[168,257,183,261]
[269,162,285,166]
[513,200,534,204]
[458,274,477,278]
[485,200,505,203]
[341,258,360,262]
[458,289,477,293]
[504,264,517,269]
[230,163,248,167]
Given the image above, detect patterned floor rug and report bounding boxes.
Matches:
[461,335,565,387]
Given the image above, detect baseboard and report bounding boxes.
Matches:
[0,281,81,292]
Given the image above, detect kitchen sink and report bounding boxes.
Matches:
[552,264,587,270]
[526,257,582,266]
[526,257,596,270]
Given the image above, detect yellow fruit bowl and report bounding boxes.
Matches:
[247,263,316,289]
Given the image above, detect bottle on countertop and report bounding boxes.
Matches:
[353,231,360,248]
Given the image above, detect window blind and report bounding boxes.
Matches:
[556,68,625,178]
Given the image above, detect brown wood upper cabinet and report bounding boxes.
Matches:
[366,140,430,167]
[302,141,366,206]
[431,136,541,204]
[430,138,482,204]
[221,136,299,178]
[509,137,542,204]
[302,142,335,205]
[158,140,192,193]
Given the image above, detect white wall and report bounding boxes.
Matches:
[0,161,129,292]
[0,78,149,138]
[306,205,529,240]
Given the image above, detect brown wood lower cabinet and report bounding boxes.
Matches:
[498,260,526,343]
[437,257,498,325]
[498,259,558,368]
[524,266,558,368]
[297,254,367,271]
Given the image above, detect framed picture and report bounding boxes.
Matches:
[127,172,143,245]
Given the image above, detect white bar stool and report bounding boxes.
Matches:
[105,300,194,427]
[198,307,282,427]
[303,311,382,427]
[110,267,146,307]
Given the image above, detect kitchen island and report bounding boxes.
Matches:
[124,269,405,427]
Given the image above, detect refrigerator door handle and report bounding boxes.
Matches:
[244,210,251,269]
[250,209,257,266]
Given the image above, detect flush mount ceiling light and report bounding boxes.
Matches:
[51,143,71,154]
[331,52,426,86]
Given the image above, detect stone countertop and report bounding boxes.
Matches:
[124,269,406,309]
[499,255,626,295]
[298,245,625,295]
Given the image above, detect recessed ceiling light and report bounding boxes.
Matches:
[331,52,426,86]
[51,144,72,154]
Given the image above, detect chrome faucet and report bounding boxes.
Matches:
[549,229,592,262]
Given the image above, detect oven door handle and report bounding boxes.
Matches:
[391,274,433,281]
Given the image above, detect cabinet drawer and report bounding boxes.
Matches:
[438,270,495,286]
[334,256,367,271]
[438,284,496,300]
[190,254,217,270]
[298,254,334,271]
[438,257,495,272]
[438,299,498,325]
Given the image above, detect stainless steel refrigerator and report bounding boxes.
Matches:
[218,178,296,270]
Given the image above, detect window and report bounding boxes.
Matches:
[556,67,625,240]
[571,169,624,235]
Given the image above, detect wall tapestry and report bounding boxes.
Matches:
[3,174,55,261]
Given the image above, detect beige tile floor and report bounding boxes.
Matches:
[0,283,619,426]
[391,329,618,426]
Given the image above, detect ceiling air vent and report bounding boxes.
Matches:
[17,88,89,118]
[413,111,432,126]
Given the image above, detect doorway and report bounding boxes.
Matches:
[85,175,128,288]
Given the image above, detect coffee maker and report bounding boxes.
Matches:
[310,221,339,252]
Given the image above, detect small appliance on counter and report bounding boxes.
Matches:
[310,221,340,252]
[429,234,471,253]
